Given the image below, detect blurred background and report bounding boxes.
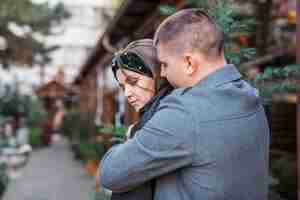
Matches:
[0,0,298,200]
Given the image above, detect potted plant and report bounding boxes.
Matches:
[95,125,127,150]
[79,142,105,177]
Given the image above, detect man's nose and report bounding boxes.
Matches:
[160,66,166,78]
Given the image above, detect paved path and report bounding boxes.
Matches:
[3,137,96,200]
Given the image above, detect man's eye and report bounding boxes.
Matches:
[161,63,167,68]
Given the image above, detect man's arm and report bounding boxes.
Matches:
[99,97,195,193]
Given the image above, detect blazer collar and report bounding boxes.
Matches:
[196,64,242,89]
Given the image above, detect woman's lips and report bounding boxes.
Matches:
[129,100,138,106]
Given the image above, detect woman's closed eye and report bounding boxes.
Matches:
[119,83,125,91]
[126,78,138,86]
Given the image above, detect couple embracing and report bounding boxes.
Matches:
[98,9,270,200]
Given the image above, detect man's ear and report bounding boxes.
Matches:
[184,53,199,75]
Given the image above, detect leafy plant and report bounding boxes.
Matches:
[252,64,300,102]
[60,109,81,139]
[29,127,42,148]
[0,86,46,128]
[97,125,127,139]
[25,97,47,128]
[79,142,105,161]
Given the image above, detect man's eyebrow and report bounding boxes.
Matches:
[158,55,166,65]
[160,60,167,66]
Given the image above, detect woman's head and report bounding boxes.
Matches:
[112,39,162,111]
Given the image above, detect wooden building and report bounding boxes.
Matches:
[36,69,77,122]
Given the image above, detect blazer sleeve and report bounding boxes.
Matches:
[99,96,195,193]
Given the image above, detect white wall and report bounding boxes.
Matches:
[1,0,116,94]
[44,0,114,84]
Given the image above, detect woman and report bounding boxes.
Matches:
[109,39,173,200]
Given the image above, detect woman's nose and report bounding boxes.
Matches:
[124,85,133,98]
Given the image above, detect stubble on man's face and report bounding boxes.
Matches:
[157,43,186,88]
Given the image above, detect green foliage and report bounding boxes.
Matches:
[0,164,9,198]
[159,5,177,16]
[185,0,209,9]
[0,86,46,127]
[270,155,297,200]
[97,125,127,139]
[29,127,42,147]
[225,47,256,66]
[60,109,81,139]
[208,2,256,65]
[60,109,92,143]
[79,142,105,161]
[113,126,127,139]
[25,97,47,128]
[0,0,70,68]
[255,65,300,82]
[252,64,300,102]
[0,89,23,117]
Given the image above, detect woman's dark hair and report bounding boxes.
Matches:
[111,39,169,92]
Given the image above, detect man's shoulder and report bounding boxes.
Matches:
[160,87,192,105]
[166,87,210,102]
[161,80,262,123]
[159,87,209,113]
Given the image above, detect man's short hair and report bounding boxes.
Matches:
[154,9,224,58]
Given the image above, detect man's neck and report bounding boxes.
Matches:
[189,59,227,87]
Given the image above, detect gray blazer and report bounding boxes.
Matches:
[100,65,270,200]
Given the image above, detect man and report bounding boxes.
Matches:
[99,9,270,200]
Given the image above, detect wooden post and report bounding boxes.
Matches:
[255,0,273,57]
[101,88,117,126]
[298,94,300,200]
[297,0,300,199]
[78,69,98,139]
